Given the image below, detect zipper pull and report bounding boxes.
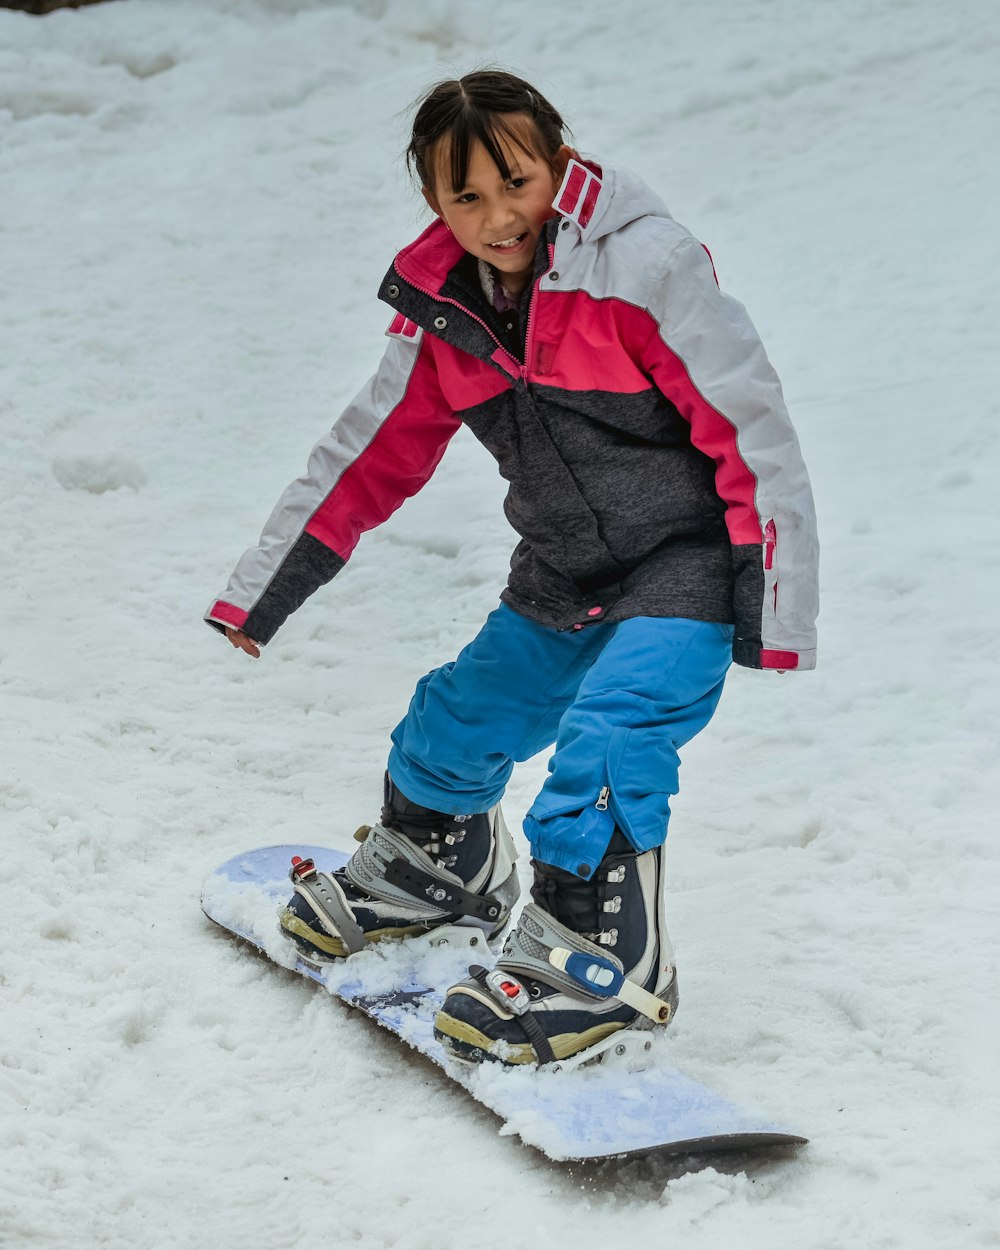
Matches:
[596,787,610,811]
[764,519,777,571]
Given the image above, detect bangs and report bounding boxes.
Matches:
[441,111,545,194]
[407,71,568,194]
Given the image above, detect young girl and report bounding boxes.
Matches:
[206,70,819,1068]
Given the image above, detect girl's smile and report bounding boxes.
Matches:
[489,233,528,251]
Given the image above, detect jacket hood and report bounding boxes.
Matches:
[391,158,673,296]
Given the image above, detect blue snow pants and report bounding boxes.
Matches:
[387,604,733,880]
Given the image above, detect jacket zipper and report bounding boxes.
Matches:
[394,236,556,382]
[596,786,610,811]
[392,262,522,375]
[521,240,556,382]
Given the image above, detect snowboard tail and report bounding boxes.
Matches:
[201,844,807,1162]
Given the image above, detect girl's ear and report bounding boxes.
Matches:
[551,144,579,181]
[422,185,442,218]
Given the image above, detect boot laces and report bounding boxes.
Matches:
[531,858,627,947]
[381,778,479,876]
[418,824,465,871]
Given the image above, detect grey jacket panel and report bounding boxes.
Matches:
[455,384,733,631]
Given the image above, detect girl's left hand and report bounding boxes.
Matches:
[225,627,261,659]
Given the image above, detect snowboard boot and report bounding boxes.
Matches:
[279,774,519,960]
[433,830,678,1067]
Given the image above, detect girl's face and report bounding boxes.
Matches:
[423,117,573,296]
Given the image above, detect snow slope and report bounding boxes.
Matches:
[1,1,998,1246]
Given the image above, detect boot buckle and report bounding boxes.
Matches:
[483,969,531,1016]
[289,855,317,883]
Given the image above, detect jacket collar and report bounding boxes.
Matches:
[391,220,466,300]
[552,157,604,231]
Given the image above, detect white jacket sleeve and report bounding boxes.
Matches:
[205,329,460,644]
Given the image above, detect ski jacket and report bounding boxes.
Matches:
[206,159,819,670]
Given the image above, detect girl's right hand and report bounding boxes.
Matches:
[225,627,261,659]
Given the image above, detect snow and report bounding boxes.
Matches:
[1,0,998,1245]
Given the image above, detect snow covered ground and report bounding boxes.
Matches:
[2,0,999,1245]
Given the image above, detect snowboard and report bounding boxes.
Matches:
[201,845,807,1162]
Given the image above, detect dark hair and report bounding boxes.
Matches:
[406,69,568,193]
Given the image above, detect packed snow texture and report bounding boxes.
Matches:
[1,0,998,1247]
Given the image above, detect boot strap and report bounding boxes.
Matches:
[495,904,670,1021]
[547,947,671,1024]
[291,871,367,955]
[346,820,496,919]
[383,859,504,927]
[467,965,557,1066]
